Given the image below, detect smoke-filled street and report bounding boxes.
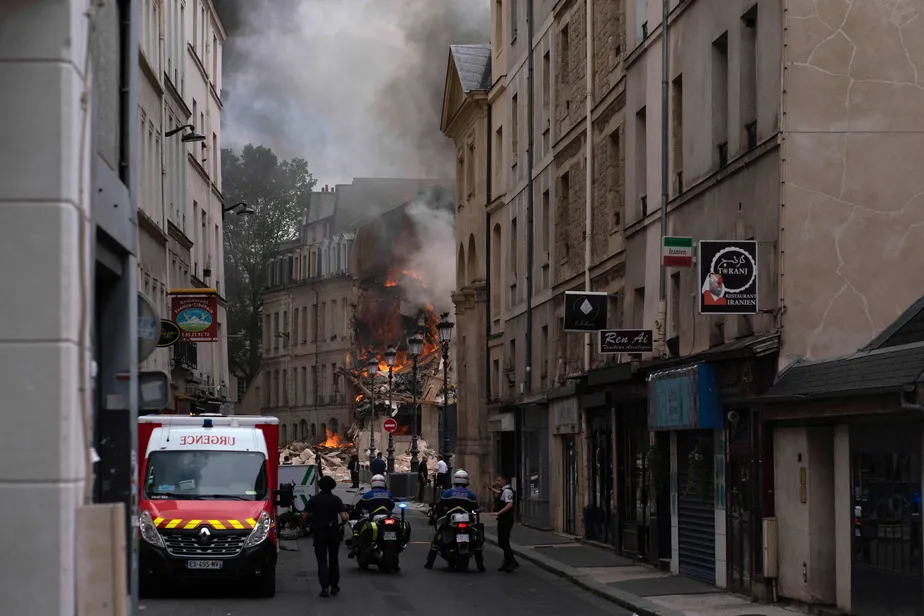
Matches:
[139,507,625,616]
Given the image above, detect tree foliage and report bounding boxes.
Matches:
[222,145,315,387]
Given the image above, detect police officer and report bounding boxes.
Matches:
[488,473,518,572]
[304,475,348,597]
[347,474,396,563]
[425,469,485,572]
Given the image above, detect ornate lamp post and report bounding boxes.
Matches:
[384,346,397,473]
[436,314,455,474]
[408,333,424,473]
[367,357,379,463]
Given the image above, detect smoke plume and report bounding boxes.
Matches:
[404,189,457,314]
[215,0,490,184]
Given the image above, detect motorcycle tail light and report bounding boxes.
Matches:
[458,522,468,529]
[383,518,396,525]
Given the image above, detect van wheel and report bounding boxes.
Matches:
[257,566,276,598]
[139,575,164,599]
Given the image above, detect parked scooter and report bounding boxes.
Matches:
[427,504,483,572]
[349,501,410,572]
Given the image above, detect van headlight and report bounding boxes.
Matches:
[140,510,164,547]
[244,512,271,548]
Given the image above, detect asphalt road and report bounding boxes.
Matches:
[138,509,627,616]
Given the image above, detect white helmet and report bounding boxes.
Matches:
[371,474,387,489]
[452,469,469,486]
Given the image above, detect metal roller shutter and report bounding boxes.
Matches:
[677,432,716,584]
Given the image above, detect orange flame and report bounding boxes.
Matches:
[320,428,343,448]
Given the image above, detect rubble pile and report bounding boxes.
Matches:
[278,425,438,480]
[343,352,456,419]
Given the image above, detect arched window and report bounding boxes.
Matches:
[320,423,327,445]
[457,243,466,288]
[300,419,308,438]
[492,223,502,314]
[291,423,298,442]
[467,233,477,284]
[311,423,317,438]
[281,424,288,446]
[330,245,338,272]
[328,417,339,435]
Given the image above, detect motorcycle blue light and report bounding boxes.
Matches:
[398,502,408,509]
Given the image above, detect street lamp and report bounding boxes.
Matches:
[367,357,379,463]
[164,124,205,143]
[222,201,256,218]
[384,346,397,473]
[436,314,454,474]
[408,333,424,473]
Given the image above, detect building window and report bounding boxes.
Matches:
[671,74,684,195]
[712,32,729,167]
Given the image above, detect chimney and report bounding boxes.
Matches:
[325,184,329,192]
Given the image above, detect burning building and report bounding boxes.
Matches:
[257,178,448,452]
[343,187,459,458]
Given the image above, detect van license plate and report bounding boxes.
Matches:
[383,531,397,541]
[186,560,223,570]
[456,534,470,543]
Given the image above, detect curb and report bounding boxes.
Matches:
[482,531,686,616]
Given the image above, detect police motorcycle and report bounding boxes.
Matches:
[348,478,410,573]
[427,471,484,572]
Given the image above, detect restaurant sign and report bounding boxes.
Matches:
[171,295,219,341]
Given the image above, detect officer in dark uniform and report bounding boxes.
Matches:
[304,475,348,597]
[489,473,518,572]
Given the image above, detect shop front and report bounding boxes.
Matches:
[519,403,551,529]
[584,363,650,554]
[649,363,724,584]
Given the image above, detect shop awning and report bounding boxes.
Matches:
[761,342,924,402]
[488,412,514,432]
[762,295,924,402]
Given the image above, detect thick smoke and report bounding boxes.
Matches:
[404,190,457,314]
[216,0,490,184]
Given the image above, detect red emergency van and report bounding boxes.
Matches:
[137,415,281,597]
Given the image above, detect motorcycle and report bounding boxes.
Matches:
[427,505,483,572]
[349,501,410,573]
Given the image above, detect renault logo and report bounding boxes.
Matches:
[197,527,213,545]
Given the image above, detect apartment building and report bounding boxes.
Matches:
[138,0,171,374]
[624,0,924,612]
[440,44,492,500]
[174,0,231,412]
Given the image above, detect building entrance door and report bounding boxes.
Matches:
[563,435,578,534]
[851,423,923,616]
[617,406,648,557]
[727,410,753,595]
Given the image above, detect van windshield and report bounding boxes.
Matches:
[144,451,268,501]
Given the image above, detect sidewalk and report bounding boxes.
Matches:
[480,519,797,616]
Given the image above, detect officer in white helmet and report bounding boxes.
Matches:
[424,469,485,572]
[347,474,395,560]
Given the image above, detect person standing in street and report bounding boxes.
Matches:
[434,455,449,491]
[348,454,359,488]
[370,451,387,476]
[305,475,349,597]
[488,474,518,572]
[417,455,429,501]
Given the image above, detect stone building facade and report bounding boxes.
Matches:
[441,44,492,501]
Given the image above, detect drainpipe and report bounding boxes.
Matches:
[486,101,493,400]
[656,0,670,357]
[311,284,320,433]
[584,0,594,374]
[525,0,535,394]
